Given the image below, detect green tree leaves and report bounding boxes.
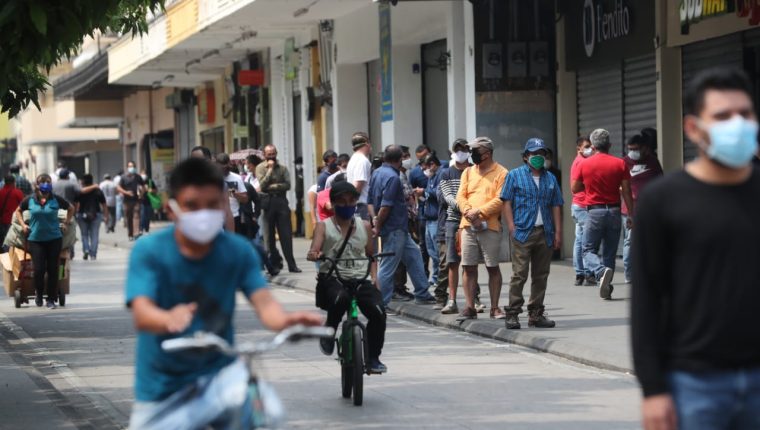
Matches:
[0,0,165,118]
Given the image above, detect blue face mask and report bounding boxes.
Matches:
[334,205,357,220]
[39,183,52,194]
[702,116,759,168]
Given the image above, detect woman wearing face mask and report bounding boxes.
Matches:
[307,181,388,373]
[15,174,75,309]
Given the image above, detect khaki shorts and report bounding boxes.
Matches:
[460,227,502,267]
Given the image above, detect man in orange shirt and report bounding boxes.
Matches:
[456,137,508,320]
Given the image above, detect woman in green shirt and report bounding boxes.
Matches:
[15,174,74,309]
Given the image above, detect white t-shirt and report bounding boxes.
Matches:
[346,152,371,204]
[325,169,346,189]
[533,176,543,226]
[224,172,247,217]
[100,180,117,207]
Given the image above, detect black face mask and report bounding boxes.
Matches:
[471,150,484,165]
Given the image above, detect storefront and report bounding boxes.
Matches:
[564,0,656,154]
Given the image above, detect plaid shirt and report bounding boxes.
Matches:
[14,174,33,196]
[500,165,563,246]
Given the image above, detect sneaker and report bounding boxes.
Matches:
[599,268,614,300]
[574,275,584,286]
[414,296,437,305]
[528,308,556,328]
[46,301,57,310]
[392,292,413,302]
[319,336,335,356]
[490,307,506,320]
[584,276,596,286]
[385,309,399,316]
[369,358,387,374]
[35,296,43,307]
[441,300,458,314]
[624,278,632,284]
[83,252,89,261]
[456,307,477,321]
[505,313,521,329]
[90,255,97,261]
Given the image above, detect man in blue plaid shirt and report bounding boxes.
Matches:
[500,138,563,330]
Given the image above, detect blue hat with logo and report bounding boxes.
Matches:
[524,138,546,154]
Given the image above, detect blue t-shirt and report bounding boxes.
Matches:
[20,195,70,242]
[125,227,267,402]
[368,164,408,236]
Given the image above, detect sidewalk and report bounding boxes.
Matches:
[271,237,633,374]
[97,220,171,250]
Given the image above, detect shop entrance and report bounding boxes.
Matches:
[422,39,450,158]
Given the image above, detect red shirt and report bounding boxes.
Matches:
[0,185,24,225]
[622,155,663,215]
[572,152,630,206]
[316,189,333,221]
[570,155,587,207]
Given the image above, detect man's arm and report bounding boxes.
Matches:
[306,222,326,261]
[363,220,378,287]
[130,297,197,334]
[571,180,585,194]
[621,179,635,221]
[79,184,100,194]
[248,289,323,331]
[353,180,367,194]
[455,169,471,215]
[440,174,459,211]
[233,179,249,204]
[479,171,507,219]
[502,200,515,237]
[260,166,291,193]
[552,205,562,251]
[223,196,234,231]
[373,206,391,237]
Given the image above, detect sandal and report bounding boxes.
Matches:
[490,307,506,320]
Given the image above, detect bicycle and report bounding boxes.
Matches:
[161,324,334,429]
[318,252,394,406]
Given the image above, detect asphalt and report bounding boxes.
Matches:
[99,221,633,375]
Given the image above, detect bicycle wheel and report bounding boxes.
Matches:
[341,332,352,398]
[351,326,364,406]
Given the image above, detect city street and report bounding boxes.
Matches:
[0,241,641,430]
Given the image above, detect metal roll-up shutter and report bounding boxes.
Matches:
[682,33,743,162]
[623,53,656,154]
[577,66,623,149]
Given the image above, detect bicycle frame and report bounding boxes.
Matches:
[338,295,370,374]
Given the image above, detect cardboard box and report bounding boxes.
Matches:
[1,253,14,297]
[3,248,71,299]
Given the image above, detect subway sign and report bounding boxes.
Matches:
[582,0,632,58]
[680,0,760,34]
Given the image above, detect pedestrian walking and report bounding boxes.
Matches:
[621,131,662,283]
[0,175,25,251]
[114,170,124,224]
[100,174,117,233]
[455,137,508,320]
[501,139,563,329]
[422,153,443,289]
[9,164,32,196]
[75,174,108,261]
[15,174,74,309]
[53,161,77,183]
[368,145,436,306]
[255,144,301,273]
[570,129,634,300]
[570,136,594,286]
[632,67,760,430]
[52,169,80,205]
[117,161,145,241]
[346,132,373,221]
[139,171,158,235]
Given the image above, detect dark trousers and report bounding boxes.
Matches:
[434,241,448,301]
[28,238,62,302]
[295,198,305,237]
[416,221,430,279]
[124,200,139,238]
[140,203,153,233]
[0,223,10,252]
[263,196,297,270]
[322,277,386,359]
[106,206,116,232]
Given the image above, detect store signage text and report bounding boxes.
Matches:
[582,0,632,58]
[680,0,760,34]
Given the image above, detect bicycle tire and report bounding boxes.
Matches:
[352,325,363,406]
[341,332,352,398]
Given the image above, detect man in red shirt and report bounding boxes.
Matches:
[571,129,634,300]
[570,136,594,286]
[0,175,25,250]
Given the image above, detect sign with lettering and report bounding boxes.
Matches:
[379,3,393,122]
[679,0,760,34]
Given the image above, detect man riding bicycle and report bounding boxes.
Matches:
[307,181,388,374]
[125,158,322,430]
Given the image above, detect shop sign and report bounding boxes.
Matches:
[582,0,632,58]
[284,38,298,81]
[197,88,216,124]
[379,3,393,122]
[679,1,760,34]
[238,69,265,86]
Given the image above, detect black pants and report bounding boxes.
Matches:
[417,221,430,279]
[263,196,297,270]
[321,277,386,359]
[28,238,62,302]
[295,198,305,237]
[124,200,139,238]
[0,223,10,252]
[106,206,116,232]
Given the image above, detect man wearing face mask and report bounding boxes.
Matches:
[125,158,322,429]
[317,150,337,192]
[632,67,760,430]
[409,145,432,279]
[346,132,373,221]
[501,139,563,329]
[621,132,662,284]
[422,154,443,291]
[571,129,634,300]
[117,161,145,241]
[255,145,300,273]
[215,153,248,236]
[570,136,595,286]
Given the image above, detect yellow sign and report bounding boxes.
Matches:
[151,149,175,163]
[680,0,732,34]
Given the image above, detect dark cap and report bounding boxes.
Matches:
[330,181,360,202]
[59,169,70,180]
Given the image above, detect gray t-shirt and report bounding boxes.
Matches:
[52,179,81,205]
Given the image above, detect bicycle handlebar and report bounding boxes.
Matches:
[161,325,335,357]
[317,252,395,283]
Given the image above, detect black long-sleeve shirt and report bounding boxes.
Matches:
[632,168,760,397]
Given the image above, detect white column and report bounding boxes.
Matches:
[385,44,422,150]
[269,44,296,209]
[332,63,368,154]
[447,1,476,142]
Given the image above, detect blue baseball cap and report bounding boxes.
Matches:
[523,138,547,154]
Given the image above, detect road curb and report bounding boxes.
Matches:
[269,274,632,375]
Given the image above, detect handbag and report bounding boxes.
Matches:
[146,192,162,211]
[315,218,355,310]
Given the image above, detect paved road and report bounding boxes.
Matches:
[0,245,642,429]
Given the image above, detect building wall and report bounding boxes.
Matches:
[122,88,174,169]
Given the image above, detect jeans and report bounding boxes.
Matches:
[128,359,251,430]
[106,206,116,232]
[582,207,622,280]
[140,203,153,233]
[669,368,760,430]
[622,214,632,282]
[28,238,62,302]
[378,229,432,305]
[116,196,123,221]
[424,220,439,285]
[571,204,588,277]
[76,214,102,258]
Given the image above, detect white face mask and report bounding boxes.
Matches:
[401,158,412,171]
[169,200,225,245]
[423,168,434,178]
[453,151,469,164]
[582,147,594,157]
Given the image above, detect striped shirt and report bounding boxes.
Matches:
[439,164,465,223]
[500,164,564,247]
